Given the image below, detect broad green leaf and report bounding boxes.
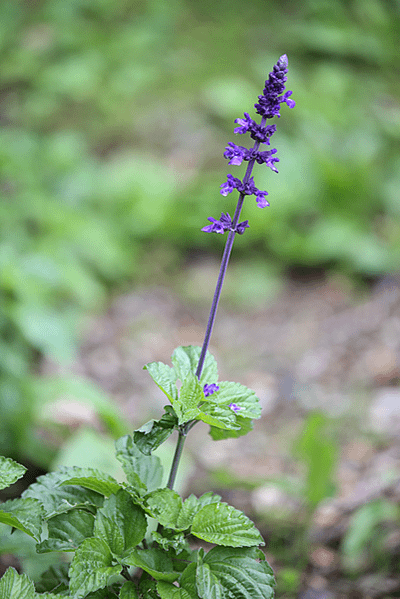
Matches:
[69,537,122,598]
[196,549,223,599]
[209,416,253,441]
[120,581,140,598]
[0,497,43,541]
[172,346,218,386]
[196,405,239,430]
[157,580,197,599]
[93,489,147,556]
[37,508,95,553]
[174,372,202,425]
[175,493,221,531]
[144,362,178,403]
[35,563,70,594]
[59,467,121,496]
[22,469,104,518]
[207,382,261,419]
[123,548,179,582]
[134,406,178,455]
[115,435,163,493]
[144,488,182,528]
[181,547,275,599]
[191,503,264,547]
[0,456,26,490]
[0,567,36,599]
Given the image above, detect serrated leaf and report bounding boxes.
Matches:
[0,456,26,490]
[93,489,147,556]
[208,382,261,420]
[174,372,202,425]
[196,405,239,430]
[69,537,122,598]
[196,549,223,599]
[123,548,179,582]
[37,508,95,553]
[209,416,253,441]
[144,362,178,403]
[120,581,140,598]
[115,435,163,493]
[181,547,275,599]
[175,493,221,531]
[134,406,178,455]
[157,580,196,599]
[204,546,275,599]
[0,497,43,541]
[191,503,264,547]
[144,488,182,528]
[35,562,70,594]
[172,346,218,386]
[0,567,36,599]
[22,469,104,518]
[59,467,121,496]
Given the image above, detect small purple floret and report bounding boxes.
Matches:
[229,403,241,413]
[204,383,219,397]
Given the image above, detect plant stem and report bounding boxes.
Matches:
[166,117,266,491]
[166,427,187,490]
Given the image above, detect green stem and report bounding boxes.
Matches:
[166,426,188,490]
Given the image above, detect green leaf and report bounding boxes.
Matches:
[151,530,188,555]
[120,581,140,598]
[174,372,202,425]
[115,434,163,493]
[0,567,36,599]
[37,508,95,553]
[69,537,122,598]
[0,456,26,490]
[196,405,239,430]
[123,548,179,582]
[59,467,122,496]
[144,362,178,403]
[22,469,104,518]
[35,563,70,594]
[175,493,221,531]
[139,573,160,599]
[0,497,43,541]
[181,547,275,599]
[93,489,147,557]
[134,406,178,455]
[207,382,261,419]
[144,488,182,528]
[172,346,218,386]
[191,503,264,547]
[294,412,337,507]
[209,416,253,441]
[157,580,196,599]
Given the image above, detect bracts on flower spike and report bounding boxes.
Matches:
[202,54,295,234]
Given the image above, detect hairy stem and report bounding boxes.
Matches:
[166,427,187,490]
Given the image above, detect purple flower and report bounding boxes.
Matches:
[202,212,249,235]
[254,54,296,119]
[204,383,219,397]
[229,403,241,413]
[255,190,269,208]
[236,220,249,234]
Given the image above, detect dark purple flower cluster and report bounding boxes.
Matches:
[254,54,295,119]
[201,212,249,235]
[203,383,219,397]
[202,54,294,235]
[220,175,269,208]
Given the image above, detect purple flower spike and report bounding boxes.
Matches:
[229,403,241,413]
[204,383,219,397]
[202,212,233,234]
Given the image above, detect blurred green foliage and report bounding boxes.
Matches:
[0,0,399,464]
